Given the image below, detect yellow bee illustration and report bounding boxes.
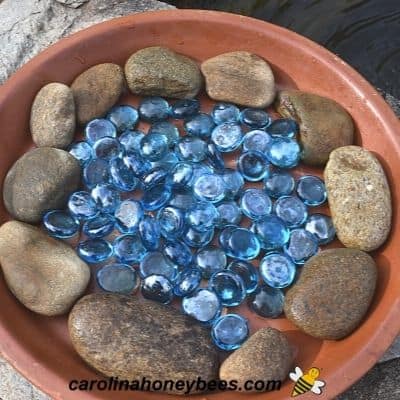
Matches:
[289,366,325,397]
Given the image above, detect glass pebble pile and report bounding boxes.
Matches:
[42,98,336,351]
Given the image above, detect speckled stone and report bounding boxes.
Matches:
[324,145,391,251]
[71,63,124,125]
[284,248,377,340]
[3,147,81,223]
[0,221,90,316]
[30,82,75,149]
[219,327,292,390]
[201,51,275,108]
[68,293,219,394]
[276,90,354,166]
[124,46,202,99]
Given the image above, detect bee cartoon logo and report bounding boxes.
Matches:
[289,366,325,397]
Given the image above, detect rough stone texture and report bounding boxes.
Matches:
[68,293,219,394]
[30,82,75,148]
[125,46,202,99]
[276,90,354,166]
[220,327,292,391]
[3,147,81,224]
[284,248,377,340]
[0,221,90,315]
[324,145,392,251]
[201,51,276,108]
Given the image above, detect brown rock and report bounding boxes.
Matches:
[276,90,354,165]
[284,248,377,340]
[201,51,275,108]
[0,221,90,316]
[324,145,391,251]
[68,293,219,394]
[220,327,292,391]
[125,46,202,99]
[71,63,124,125]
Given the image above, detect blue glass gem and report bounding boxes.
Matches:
[93,137,122,161]
[209,271,246,307]
[43,210,79,238]
[83,158,111,189]
[141,274,174,304]
[150,121,180,147]
[211,123,243,152]
[119,130,145,154]
[109,156,140,192]
[85,118,117,144]
[175,137,207,162]
[184,113,215,138]
[183,226,214,248]
[171,99,200,119]
[186,201,219,232]
[195,245,227,279]
[77,239,113,264]
[141,183,171,212]
[193,173,226,203]
[139,133,168,161]
[113,234,147,264]
[264,171,295,198]
[68,191,98,219]
[114,199,143,233]
[173,266,202,297]
[139,251,178,281]
[206,143,225,171]
[168,162,193,188]
[169,188,196,210]
[226,228,260,260]
[304,213,336,245]
[219,225,238,249]
[274,195,308,228]
[227,260,258,294]
[82,213,115,238]
[150,152,179,171]
[139,215,161,251]
[267,118,298,138]
[69,141,93,167]
[138,97,170,122]
[260,252,296,288]
[220,168,244,199]
[182,288,221,324]
[106,105,139,132]
[142,167,168,189]
[239,188,272,220]
[211,314,249,351]
[284,228,319,265]
[97,263,138,294]
[216,201,242,228]
[212,103,240,125]
[190,163,214,183]
[242,130,272,153]
[237,151,270,182]
[157,206,185,239]
[124,152,151,177]
[266,137,301,168]
[254,215,290,250]
[240,108,271,129]
[296,175,327,206]
[163,240,193,268]
[91,184,120,214]
[248,285,285,318]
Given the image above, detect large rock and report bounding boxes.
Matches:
[0,221,90,316]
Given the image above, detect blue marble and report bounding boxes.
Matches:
[218,225,238,249]
[141,183,171,212]
[142,167,169,189]
[211,123,243,152]
[163,240,193,268]
[209,270,246,307]
[139,251,178,281]
[274,195,308,228]
[211,103,240,125]
[219,168,244,199]
[139,133,168,161]
[109,156,140,192]
[211,314,249,351]
[227,260,258,294]
[171,99,200,119]
[242,130,272,153]
[149,121,180,147]
[183,226,215,248]
[138,97,170,122]
[157,206,185,238]
[93,137,123,161]
[216,201,242,228]
[175,137,207,162]
[296,175,327,206]
[239,188,272,220]
[186,201,219,232]
[266,137,301,169]
[195,245,227,279]
[114,199,143,233]
[190,163,214,183]
[240,108,271,129]
[150,152,180,171]
[193,173,226,203]
[226,228,260,260]
[284,228,319,265]
[206,143,225,171]
[267,118,298,138]
[264,171,295,198]
[97,263,139,294]
[68,191,98,219]
[260,252,296,288]
[168,188,197,210]
[124,153,152,177]
[304,213,336,245]
[83,158,111,189]
[139,215,161,251]
[167,162,194,188]
[141,274,174,304]
[113,233,147,264]
[106,105,139,132]
[77,239,113,264]
[237,151,270,182]
[184,113,215,138]
[118,130,145,154]
[173,266,202,297]
[182,288,221,324]
[82,213,115,238]
[69,141,93,167]
[85,118,117,144]
[43,210,79,238]
[247,285,285,318]
[91,184,120,214]
[253,215,290,250]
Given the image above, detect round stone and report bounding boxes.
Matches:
[209,270,246,307]
[304,213,336,245]
[284,229,319,265]
[141,274,174,304]
[118,130,145,154]
[69,141,93,167]
[264,171,295,198]
[109,156,140,192]
[211,314,249,351]
[216,201,242,228]
[211,123,243,152]
[77,239,113,264]
[191,163,214,183]
[226,228,260,260]
[68,191,98,220]
[260,252,296,288]
[141,183,171,212]
[168,162,194,188]
[227,260,259,294]
[206,143,225,171]
[138,97,170,122]
[163,241,193,268]
[168,188,196,210]
[211,103,240,124]
[254,215,290,250]
[296,175,327,206]
[243,130,272,153]
[139,251,178,282]
[85,118,117,144]
[248,285,285,318]
[83,158,111,189]
[142,167,169,189]
[43,210,79,238]
[219,225,239,249]
[91,184,120,214]
[82,213,115,239]
[113,234,147,264]
[237,151,270,182]
[175,137,207,162]
[114,199,143,233]
[239,188,272,220]
[186,201,219,232]
[193,173,226,203]
[183,227,215,248]
[184,113,215,138]
[139,215,161,251]
[266,137,301,169]
[182,288,221,324]
[139,133,168,161]
[97,263,138,294]
[173,266,202,297]
[151,152,180,171]
[267,118,298,138]
[240,108,271,129]
[124,153,152,177]
[220,168,244,199]
[274,195,308,228]
[106,105,139,132]
[149,121,179,147]
[157,206,185,239]
[171,99,200,119]
[195,245,227,279]
[93,137,123,161]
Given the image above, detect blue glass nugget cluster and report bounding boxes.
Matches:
[42,97,336,351]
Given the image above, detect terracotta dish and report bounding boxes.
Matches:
[0,10,399,400]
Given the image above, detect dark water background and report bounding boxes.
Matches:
[168,0,400,98]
